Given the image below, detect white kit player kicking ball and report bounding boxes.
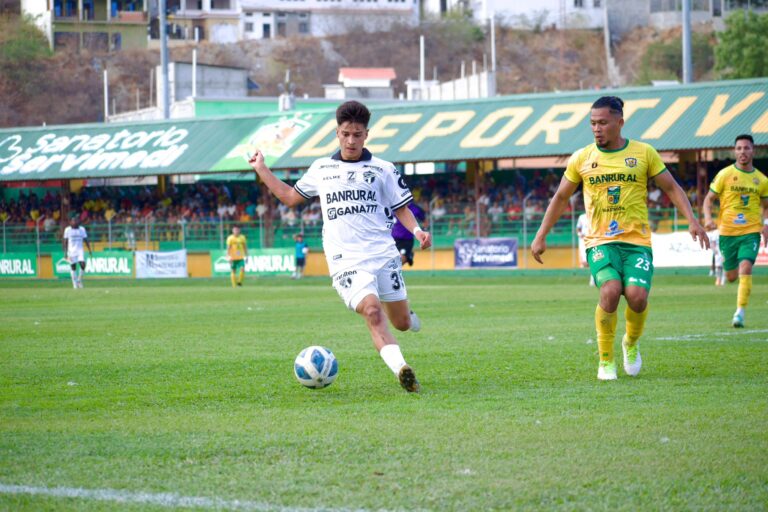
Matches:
[62,216,93,289]
[248,101,431,392]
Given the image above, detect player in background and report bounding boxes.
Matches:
[248,100,431,392]
[707,229,725,286]
[576,209,595,286]
[292,233,308,279]
[226,225,248,287]
[531,96,709,381]
[62,216,93,289]
[702,134,768,327]
[392,201,426,267]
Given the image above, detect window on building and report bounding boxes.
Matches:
[574,0,584,7]
[593,0,601,7]
[263,23,271,37]
[277,21,286,36]
[298,21,308,33]
[245,22,254,31]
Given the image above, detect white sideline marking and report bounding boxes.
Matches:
[0,483,386,512]
[654,329,768,341]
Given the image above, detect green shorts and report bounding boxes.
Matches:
[719,233,761,271]
[231,259,245,272]
[587,242,654,290]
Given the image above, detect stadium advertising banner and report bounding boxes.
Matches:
[651,232,712,267]
[211,249,295,276]
[53,251,133,277]
[135,250,188,279]
[0,253,37,277]
[0,79,766,181]
[454,238,518,269]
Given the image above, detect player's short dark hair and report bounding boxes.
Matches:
[336,101,371,128]
[591,96,624,116]
[735,134,754,146]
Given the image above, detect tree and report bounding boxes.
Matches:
[715,10,768,79]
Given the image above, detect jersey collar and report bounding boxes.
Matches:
[331,148,372,162]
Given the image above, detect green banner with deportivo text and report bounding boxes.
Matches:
[211,249,295,276]
[0,253,38,277]
[53,251,134,277]
[0,78,766,181]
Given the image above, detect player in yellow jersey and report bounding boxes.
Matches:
[226,225,248,287]
[702,134,768,328]
[531,96,709,381]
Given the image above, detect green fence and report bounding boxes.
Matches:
[1,207,689,255]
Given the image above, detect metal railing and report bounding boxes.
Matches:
[1,207,691,256]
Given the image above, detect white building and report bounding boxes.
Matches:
[422,0,605,29]
[324,67,397,100]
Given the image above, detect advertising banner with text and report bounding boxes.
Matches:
[0,253,37,277]
[135,250,188,279]
[53,251,133,277]
[211,249,295,276]
[454,238,518,269]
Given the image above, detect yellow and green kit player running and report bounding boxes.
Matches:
[531,96,710,381]
[703,134,768,328]
[226,225,248,287]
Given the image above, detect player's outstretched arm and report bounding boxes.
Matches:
[84,238,93,256]
[655,171,710,250]
[531,177,579,264]
[761,198,768,248]
[248,150,305,207]
[394,205,432,250]
[702,190,718,231]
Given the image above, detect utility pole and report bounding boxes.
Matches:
[682,0,693,83]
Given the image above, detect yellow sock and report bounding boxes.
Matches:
[624,305,649,347]
[230,272,237,287]
[595,304,617,363]
[737,275,752,309]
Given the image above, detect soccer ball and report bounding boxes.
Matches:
[294,346,338,389]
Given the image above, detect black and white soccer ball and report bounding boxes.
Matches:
[294,346,338,389]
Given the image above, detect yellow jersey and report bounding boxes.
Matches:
[564,139,667,249]
[226,234,247,260]
[709,164,768,236]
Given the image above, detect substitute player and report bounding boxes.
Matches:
[62,216,93,289]
[248,100,430,392]
[531,96,709,381]
[702,134,768,328]
[226,225,248,287]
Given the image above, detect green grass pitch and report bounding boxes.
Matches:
[1,272,766,511]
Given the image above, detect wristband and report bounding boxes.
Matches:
[764,218,768,226]
[413,226,423,235]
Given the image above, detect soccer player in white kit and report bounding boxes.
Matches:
[62,216,93,289]
[248,101,431,392]
[576,212,595,286]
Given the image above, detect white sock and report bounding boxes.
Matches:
[70,270,78,288]
[736,307,745,316]
[379,344,407,375]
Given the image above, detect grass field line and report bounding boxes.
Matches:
[653,328,768,341]
[0,483,409,512]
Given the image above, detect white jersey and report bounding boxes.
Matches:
[294,149,412,275]
[63,226,88,254]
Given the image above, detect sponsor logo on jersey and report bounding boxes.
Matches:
[605,220,624,237]
[591,161,598,169]
[363,164,383,172]
[319,164,339,170]
[327,204,378,220]
[753,177,760,185]
[591,247,605,262]
[734,213,746,225]
[334,269,357,288]
[741,194,750,207]
[607,186,621,204]
[347,171,356,182]
[588,173,637,185]
[326,190,377,204]
[730,186,755,193]
[322,175,340,181]
[624,157,638,168]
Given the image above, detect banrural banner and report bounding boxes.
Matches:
[454,238,518,269]
[0,78,766,181]
[0,253,37,277]
[211,249,295,276]
[53,251,133,277]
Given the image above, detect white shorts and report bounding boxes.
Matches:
[68,250,85,264]
[332,257,408,311]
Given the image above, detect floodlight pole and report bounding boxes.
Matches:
[682,0,693,84]
[159,0,170,119]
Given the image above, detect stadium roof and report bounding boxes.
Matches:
[0,78,766,182]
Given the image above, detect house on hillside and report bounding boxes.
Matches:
[323,67,397,100]
[21,0,148,51]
